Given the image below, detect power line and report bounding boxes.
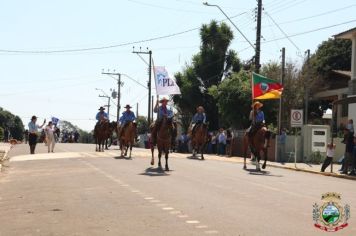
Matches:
[264,11,301,52]
[0,12,247,54]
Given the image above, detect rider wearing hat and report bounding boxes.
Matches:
[190,106,207,137]
[248,101,265,139]
[96,106,109,124]
[151,97,174,145]
[118,104,137,138]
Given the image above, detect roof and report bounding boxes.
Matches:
[334,27,356,39]
[332,70,351,77]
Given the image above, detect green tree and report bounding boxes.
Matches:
[136,116,149,134]
[0,127,4,141]
[0,107,24,140]
[173,20,241,130]
[58,120,93,143]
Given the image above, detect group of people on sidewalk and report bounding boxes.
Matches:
[320,119,356,176]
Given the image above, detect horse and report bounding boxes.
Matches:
[94,121,117,152]
[243,126,271,171]
[191,123,208,160]
[150,116,174,171]
[118,121,136,158]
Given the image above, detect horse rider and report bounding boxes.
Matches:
[118,104,137,140]
[248,101,265,147]
[190,106,207,138]
[96,106,109,124]
[151,97,174,145]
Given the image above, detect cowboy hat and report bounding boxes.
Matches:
[251,101,263,109]
[98,106,105,110]
[159,97,169,103]
[124,104,132,109]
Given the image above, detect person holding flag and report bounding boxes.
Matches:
[151,97,174,145]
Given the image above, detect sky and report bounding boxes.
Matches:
[1,0,356,131]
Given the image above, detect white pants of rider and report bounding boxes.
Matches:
[46,134,56,152]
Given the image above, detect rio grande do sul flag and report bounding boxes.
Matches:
[252,72,283,100]
[154,66,181,95]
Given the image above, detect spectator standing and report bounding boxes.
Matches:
[217,128,226,156]
[277,128,287,162]
[28,116,46,154]
[24,129,29,144]
[350,137,356,175]
[211,132,217,154]
[321,141,336,172]
[226,129,233,157]
[45,121,56,153]
[342,127,354,174]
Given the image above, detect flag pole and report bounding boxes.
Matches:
[151,58,159,121]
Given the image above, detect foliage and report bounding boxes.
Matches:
[173,20,241,130]
[307,151,324,164]
[0,127,3,141]
[0,107,24,140]
[310,38,351,77]
[136,116,149,134]
[208,70,251,129]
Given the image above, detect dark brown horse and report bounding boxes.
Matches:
[94,121,117,152]
[118,121,136,158]
[191,123,208,160]
[243,126,271,171]
[151,116,173,171]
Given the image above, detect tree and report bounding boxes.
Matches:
[58,120,93,143]
[209,70,251,129]
[0,107,24,140]
[136,116,149,134]
[173,20,241,130]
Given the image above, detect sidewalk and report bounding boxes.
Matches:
[0,143,13,171]
[164,151,356,180]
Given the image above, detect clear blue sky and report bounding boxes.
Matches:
[1,0,355,131]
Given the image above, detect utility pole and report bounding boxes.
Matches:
[278,47,286,133]
[305,49,310,124]
[102,71,123,121]
[99,95,111,118]
[136,103,139,117]
[255,0,262,73]
[132,48,152,123]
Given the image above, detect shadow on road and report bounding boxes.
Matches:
[244,168,283,177]
[187,156,204,161]
[139,167,170,177]
[112,156,132,160]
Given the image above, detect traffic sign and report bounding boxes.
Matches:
[291,109,303,127]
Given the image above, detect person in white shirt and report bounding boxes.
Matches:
[45,121,56,153]
[321,141,336,172]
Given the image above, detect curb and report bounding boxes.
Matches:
[265,163,356,181]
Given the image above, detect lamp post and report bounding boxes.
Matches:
[95,88,111,118]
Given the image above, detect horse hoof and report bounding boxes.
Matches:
[243,165,247,170]
[165,167,169,171]
[262,164,266,169]
[150,161,154,165]
[201,157,205,160]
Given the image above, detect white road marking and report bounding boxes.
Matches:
[205,230,219,234]
[144,197,154,200]
[170,211,181,215]
[196,225,208,229]
[177,214,189,218]
[186,220,200,224]
[162,207,174,210]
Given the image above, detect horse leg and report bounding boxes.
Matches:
[158,149,162,169]
[201,145,205,160]
[124,144,128,156]
[165,150,169,171]
[243,136,248,169]
[262,148,268,169]
[129,144,132,158]
[256,151,261,171]
[150,147,155,165]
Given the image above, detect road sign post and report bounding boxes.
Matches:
[291,110,303,168]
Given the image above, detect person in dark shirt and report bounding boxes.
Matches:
[342,127,354,174]
[350,137,356,176]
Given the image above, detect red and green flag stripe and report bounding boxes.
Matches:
[252,72,283,100]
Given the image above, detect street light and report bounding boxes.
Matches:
[95,88,111,118]
[203,2,255,50]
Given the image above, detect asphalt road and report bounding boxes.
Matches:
[1,144,356,236]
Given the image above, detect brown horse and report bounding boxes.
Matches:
[94,121,117,152]
[191,123,208,160]
[150,116,173,171]
[118,121,136,158]
[243,126,271,171]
